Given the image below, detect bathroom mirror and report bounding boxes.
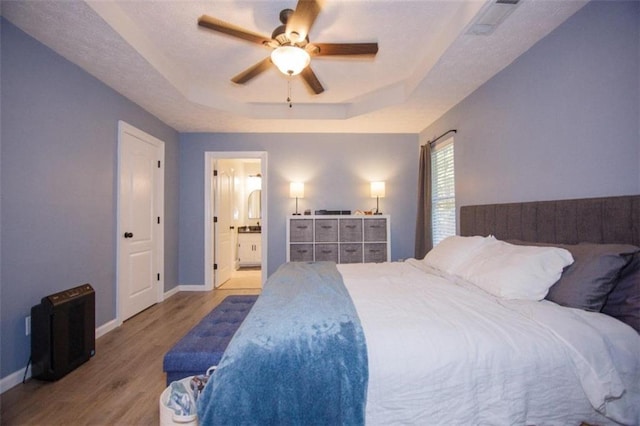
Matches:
[248,190,261,219]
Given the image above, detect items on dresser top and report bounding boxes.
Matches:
[314,209,352,215]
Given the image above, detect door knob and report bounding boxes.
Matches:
[124,232,134,238]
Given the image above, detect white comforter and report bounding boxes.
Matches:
[338,260,640,426]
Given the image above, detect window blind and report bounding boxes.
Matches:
[431,138,455,246]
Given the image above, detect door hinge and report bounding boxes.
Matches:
[213,216,218,223]
[157,273,161,281]
[157,216,161,224]
[213,264,218,270]
[157,160,161,168]
[213,170,218,177]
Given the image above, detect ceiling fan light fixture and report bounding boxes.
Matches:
[286,30,304,44]
[271,45,311,76]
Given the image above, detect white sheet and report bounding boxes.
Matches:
[338,260,640,426]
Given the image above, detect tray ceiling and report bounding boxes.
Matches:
[1,0,588,133]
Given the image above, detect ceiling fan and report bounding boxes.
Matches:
[197,0,379,95]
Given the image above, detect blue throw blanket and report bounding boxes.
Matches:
[197,261,368,425]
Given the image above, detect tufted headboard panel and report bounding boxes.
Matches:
[460,195,640,246]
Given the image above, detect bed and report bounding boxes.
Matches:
[196,195,640,425]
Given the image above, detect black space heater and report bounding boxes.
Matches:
[31,283,96,381]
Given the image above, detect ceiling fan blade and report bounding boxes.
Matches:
[310,42,379,57]
[231,57,273,84]
[286,0,321,43]
[198,15,272,46]
[300,66,324,95]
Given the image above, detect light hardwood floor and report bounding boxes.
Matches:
[0,283,260,425]
[219,269,262,290]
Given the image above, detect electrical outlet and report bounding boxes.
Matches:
[25,316,31,336]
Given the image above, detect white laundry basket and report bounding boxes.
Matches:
[159,376,198,426]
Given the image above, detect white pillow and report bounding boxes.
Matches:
[423,235,495,275]
[456,239,574,300]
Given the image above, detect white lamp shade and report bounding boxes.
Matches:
[290,182,305,198]
[370,181,385,198]
[271,46,311,76]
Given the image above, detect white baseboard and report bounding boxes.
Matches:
[96,319,120,339]
[164,285,180,299]
[0,364,31,395]
[1,286,209,394]
[176,284,210,292]
[0,320,120,394]
[0,320,118,395]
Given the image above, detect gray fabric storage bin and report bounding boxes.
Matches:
[340,243,363,263]
[364,219,387,242]
[364,243,387,263]
[315,219,338,242]
[315,243,339,262]
[290,244,314,261]
[290,219,313,242]
[340,219,363,242]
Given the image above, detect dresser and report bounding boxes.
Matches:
[287,215,390,263]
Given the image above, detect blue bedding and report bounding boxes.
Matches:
[197,261,368,425]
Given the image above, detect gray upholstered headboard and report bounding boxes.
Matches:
[460,195,640,246]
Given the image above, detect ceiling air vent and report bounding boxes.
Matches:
[467,0,521,36]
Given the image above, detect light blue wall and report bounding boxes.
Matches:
[179,133,419,284]
[421,1,640,212]
[0,19,180,378]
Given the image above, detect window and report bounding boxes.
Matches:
[431,138,455,246]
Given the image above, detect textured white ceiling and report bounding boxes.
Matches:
[1,0,588,133]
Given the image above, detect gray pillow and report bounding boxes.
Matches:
[602,252,640,334]
[508,241,639,312]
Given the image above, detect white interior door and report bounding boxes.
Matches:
[118,121,164,321]
[215,162,233,287]
[204,151,267,291]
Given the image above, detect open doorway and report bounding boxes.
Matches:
[204,152,267,290]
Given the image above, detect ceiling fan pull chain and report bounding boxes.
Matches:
[287,78,293,108]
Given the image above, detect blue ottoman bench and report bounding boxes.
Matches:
[163,295,258,385]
